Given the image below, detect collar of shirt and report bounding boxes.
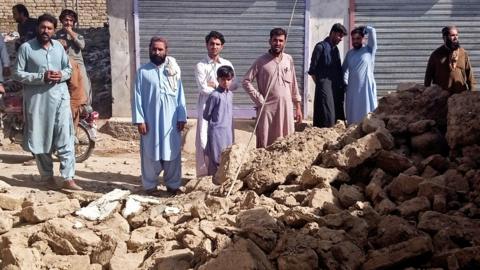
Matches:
[202,55,227,65]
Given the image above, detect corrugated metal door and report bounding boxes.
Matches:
[137,0,305,118]
[355,0,480,96]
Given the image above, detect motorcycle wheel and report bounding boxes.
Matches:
[75,124,95,163]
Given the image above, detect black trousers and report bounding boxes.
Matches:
[313,78,345,128]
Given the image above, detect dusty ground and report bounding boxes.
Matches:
[0,132,197,194]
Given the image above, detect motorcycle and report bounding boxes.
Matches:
[0,81,98,163]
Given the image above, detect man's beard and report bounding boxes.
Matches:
[37,33,51,44]
[269,46,283,55]
[446,39,460,50]
[353,43,362,49]
[150,54,166,66]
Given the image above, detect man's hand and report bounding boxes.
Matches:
[177,121,186,132]
[295,102,303,123]
[0,84,5,94]
[137,123,148,135]
[2,67,11,78]
[44,71,62,84]
[64,26,77,39]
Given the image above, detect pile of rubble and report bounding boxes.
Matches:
[0,85,479,269]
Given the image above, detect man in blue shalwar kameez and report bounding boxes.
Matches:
[132,36,187,195]
[14,14,82,190]
[342,26,378,125]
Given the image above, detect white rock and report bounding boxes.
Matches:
[75,189,130,221]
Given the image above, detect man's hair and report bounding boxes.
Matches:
[59,9,78,23]
[270,27,287,39]
[149,36,168,48]
[13,4,29,18]
[351,26,365,37]
[442,26,457,38]
[330,23,347,35]
[217,65,234,79]
[205,31,225,45]
[38,14,58,29]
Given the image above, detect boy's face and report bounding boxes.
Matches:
[218,76,233,90]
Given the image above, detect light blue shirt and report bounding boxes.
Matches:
[13,38,73,153]
[343,26,378,125]
[132,59,187,161]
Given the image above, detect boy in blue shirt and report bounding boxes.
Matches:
[203,65,234,183]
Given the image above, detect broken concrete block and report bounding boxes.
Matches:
[375,150,413,175]
[199,238,274,270]
[21,199,80,223]
[236,208,282,253]
[387,174,424,202]
[1,245,43,269]
[277,248,318,270]
[154,248,194,270]
[42,254,90,270]
[338,184,364,208]
[396,196,431,217]
[42,218,102,255]
[0,191,25,211]
[362,113,385,134]
[363,236,433,270]
[127,226,157,252]
[323,133,383,169]
[0,212,14,234]
[300,166,350,189]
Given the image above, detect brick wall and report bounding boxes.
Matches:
[0,0,107,33]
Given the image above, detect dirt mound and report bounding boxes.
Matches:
[0,85,479,270]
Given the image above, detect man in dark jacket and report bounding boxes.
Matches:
[308,23,347,127]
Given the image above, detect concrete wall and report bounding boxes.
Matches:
[305,0,350,118]
[107,0,136,117]
[0,0,107,33]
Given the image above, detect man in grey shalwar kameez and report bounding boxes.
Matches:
[14,14,82,190]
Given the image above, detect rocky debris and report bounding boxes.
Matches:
[300,166,350,189]
[199,238,274,270]
[0,85,478,269]
[21,198,80,223]
[363,236,433,270]
[446,91,480,149]
[241,127,342,194]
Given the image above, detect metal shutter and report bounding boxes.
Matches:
[355,0,480,96]
[136,0,305,118]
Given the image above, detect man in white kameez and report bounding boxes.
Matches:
[132,36,187,195]
[194,31,238,177]
[14,14,82,190]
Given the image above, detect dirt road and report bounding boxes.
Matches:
[0,133,197,194]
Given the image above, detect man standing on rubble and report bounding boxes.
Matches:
[132,36,187,196]
[243,28,303,148]
[308,23,348,128]
[425,26,475,93]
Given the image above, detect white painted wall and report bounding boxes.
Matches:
[108,0,135,118]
